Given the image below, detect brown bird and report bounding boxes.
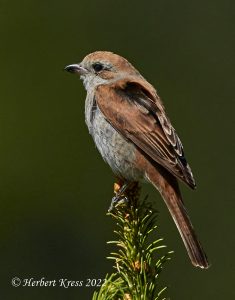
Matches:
[65,51,209,269]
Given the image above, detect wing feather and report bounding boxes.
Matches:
[95,77,196,188]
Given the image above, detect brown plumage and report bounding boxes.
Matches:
[96,78,196,189]
[65,51,209,269]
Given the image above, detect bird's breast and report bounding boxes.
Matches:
[84,92,144,181]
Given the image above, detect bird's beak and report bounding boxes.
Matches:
[64,64,88,75]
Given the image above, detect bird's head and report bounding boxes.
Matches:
[65,51,141,90]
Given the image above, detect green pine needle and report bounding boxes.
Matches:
[92,186,172,300]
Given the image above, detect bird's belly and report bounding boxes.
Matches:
[89,110,144,181]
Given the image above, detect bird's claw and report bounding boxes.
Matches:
[108,195,129,212]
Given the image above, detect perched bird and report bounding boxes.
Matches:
[65,51,209,269]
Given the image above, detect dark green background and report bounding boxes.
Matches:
[0,0,234,299]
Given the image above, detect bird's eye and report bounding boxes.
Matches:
[92,63,103,72]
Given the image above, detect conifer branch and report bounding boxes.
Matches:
[92,184,173,300]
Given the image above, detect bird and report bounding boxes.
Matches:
[65,51,209,269]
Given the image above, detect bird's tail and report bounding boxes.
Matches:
[146,162,209,269]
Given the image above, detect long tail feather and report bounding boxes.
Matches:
[146,162,209,269]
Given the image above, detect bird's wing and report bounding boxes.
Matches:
[95,77,196,188]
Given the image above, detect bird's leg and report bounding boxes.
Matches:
[114,180,124,195]
[109,179,132,212]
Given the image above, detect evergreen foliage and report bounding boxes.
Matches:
[92,184,172,300]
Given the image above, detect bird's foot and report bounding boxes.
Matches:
[108,182,131,212]
[108,195,129,212]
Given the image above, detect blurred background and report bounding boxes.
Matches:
[0,0,234,299]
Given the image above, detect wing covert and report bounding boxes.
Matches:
[95,77,196,188]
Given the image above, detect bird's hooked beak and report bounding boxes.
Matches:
[64,63,88,75]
